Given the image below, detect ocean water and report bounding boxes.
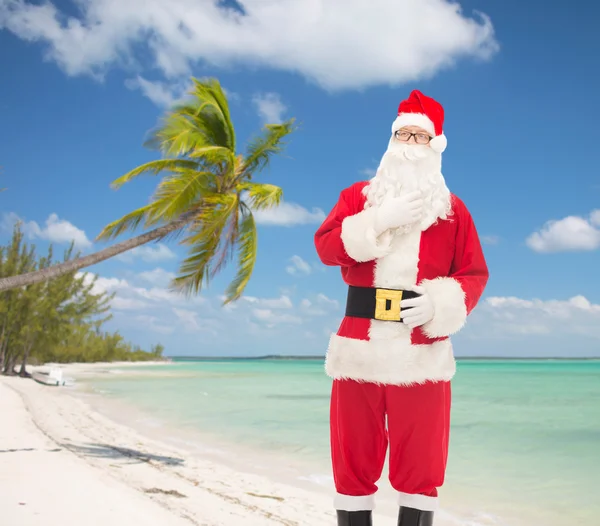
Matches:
[82,359,600,526]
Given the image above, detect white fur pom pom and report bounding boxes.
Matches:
[429,134,447,153]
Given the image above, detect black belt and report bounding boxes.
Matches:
[345,285,420,322]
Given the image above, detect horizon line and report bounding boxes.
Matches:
[165,355,600,361]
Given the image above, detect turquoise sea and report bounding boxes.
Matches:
[82,359,600,526]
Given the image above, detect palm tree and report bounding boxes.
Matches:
[0,78,296,303]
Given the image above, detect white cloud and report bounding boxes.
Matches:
[71,269,600,356]
[245,294,339,329]
[173,308,200,331]
[299,293,340,316]
[124,75,240,107]
[117,243,177,262]
[77,271,204,308]
[77,268,341,350]
[125,75,189,107]
[172,307,219,334]
[252,92,287,124]
[2,212,92,249]
[0,0,498,92]
[135,285,203,304]
[85,275,130,295]
[481,235,499,245]
[526,210,600,253]
[138,267,176,286]
[223,88,241,103]
[480,294,600,339]
[286,255,311,275]
[253,201,325,226]
[486,295,600,318]
[252,308,302,326]
[135,315,175,334]
[111,297,151,311]
[360,168,377,178]
[315,293,339,309]
[241,294,293,309]
[78,273,154,310]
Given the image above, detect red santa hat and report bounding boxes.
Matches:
[391,90,447,153]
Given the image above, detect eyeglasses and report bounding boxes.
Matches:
[394,130,432,144]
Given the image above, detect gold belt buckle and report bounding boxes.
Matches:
[374,288,403,321]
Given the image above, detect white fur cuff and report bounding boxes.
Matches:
[419,277,467,338]
[397,491,439,512]
[340,207,392,263]
[334,493,375,511]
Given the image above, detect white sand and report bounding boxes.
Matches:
[1,362,475,526]
[0,372,400,526]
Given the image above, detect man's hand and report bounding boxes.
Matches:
[400,286,434,329]
[373,191,423,234]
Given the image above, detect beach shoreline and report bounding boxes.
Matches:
[3,360,584,526]
[0,373,342,525]
[1,364,411,526]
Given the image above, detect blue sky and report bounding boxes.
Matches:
[1,0,599,358]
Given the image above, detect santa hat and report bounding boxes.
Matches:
[391,90,447,153]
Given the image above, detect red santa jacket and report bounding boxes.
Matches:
[314,181,489,386]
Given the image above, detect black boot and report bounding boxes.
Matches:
[337,510,373,525]
[397,506,433,526]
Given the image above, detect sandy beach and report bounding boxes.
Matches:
[0,363,399,526]
[2,360,589,526]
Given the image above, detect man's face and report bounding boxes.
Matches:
[393,125,432,148]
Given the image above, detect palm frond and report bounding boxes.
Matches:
[110,159,200,189]
[169,193,239,295]
[146,112,216,158]
[182,193,239,247]
[187,145,236,168]
[145,78,235,157]
[145,170,214,223]
[96,203,156,241]
[88,77,296,306]
[207,204,239,280]
[177,103,231,151]
[189,77,236,152]
[240,118,295,180]
[239,182,283,211]
[169,232,222,296]
[223,207,257,304]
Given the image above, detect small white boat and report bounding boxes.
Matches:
[32,366,67,386]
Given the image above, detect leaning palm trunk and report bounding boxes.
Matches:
[0,213,194,292]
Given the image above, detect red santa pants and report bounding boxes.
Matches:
[330,378,451,512]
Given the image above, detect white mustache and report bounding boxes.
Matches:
[385,141,433,162]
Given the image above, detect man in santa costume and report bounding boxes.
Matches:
[314,90,489,526]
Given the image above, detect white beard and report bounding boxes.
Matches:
[363,140,452,234]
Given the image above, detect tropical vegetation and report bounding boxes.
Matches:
[0,224,164,376]
[0,76,295,305]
